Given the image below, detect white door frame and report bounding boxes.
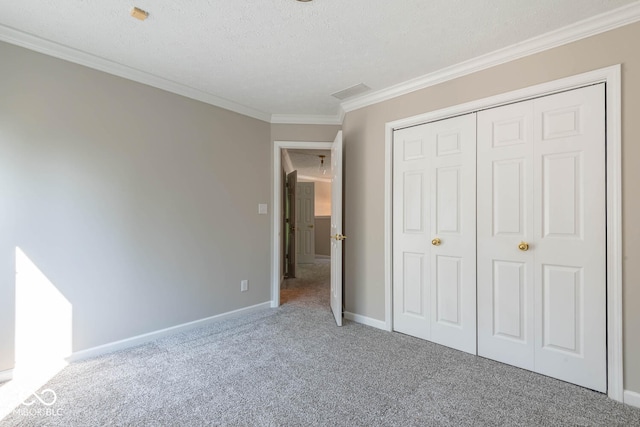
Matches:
[383,65,623,401]
[271,140,333,308]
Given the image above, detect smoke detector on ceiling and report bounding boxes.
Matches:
[331,83,371,100]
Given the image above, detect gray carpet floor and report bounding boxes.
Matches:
[2,258,640,426]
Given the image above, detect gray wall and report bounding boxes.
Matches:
[342,22,640,394]
[0,41,271,371]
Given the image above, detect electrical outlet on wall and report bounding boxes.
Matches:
[241,280,248,292]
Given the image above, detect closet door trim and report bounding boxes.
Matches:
[383,65,622,402]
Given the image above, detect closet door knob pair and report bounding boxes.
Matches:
[431,238,529,251]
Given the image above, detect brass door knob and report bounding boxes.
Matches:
[431,238,441,246]
[308,224,314,229]
[518,241,529,251]
[331,234,347,241]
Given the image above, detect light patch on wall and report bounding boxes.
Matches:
[0,248,72,419]
[15,247,72,367]
[314,181,332,216]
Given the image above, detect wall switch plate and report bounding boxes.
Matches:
[241,279,248,292]
[258,203,268,215]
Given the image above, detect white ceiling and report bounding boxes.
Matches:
[285,149,331,182]
[0,1,637,122]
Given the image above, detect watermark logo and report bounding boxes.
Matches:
[22,389,57,407]
[10,388,63,417]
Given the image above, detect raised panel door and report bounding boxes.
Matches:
[477,101,535,370]
[393,126,431,340]
[393,114,476,353]
[532,85,606,392]
[428,115,477,354]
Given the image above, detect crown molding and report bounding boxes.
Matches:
[0,24,273,122]
[336,106,346,124]
[4,1,639,124]
[270,113,342,125]
[341,1,640,113]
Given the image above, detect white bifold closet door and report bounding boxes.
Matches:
[393,114,476,354]
[477,84,606,392]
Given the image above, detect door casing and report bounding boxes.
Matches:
[272,141,333,308]
[384,65,623,401]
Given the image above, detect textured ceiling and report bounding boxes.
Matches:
[0,1,636,119]
[286,149,331,181]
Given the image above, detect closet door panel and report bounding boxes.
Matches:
[393,114,476,353]
[533,84,606,392]
[428,114,477,355]
[477,101,535,370]
[393,126,431,340]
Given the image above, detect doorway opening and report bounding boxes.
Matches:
[272,133,345,326]
[272,142,333,309]
[283,149,332,279]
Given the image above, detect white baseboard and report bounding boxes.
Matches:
[624,390,640,409]
[344,311,387,330]
[67,301,272,362]
[0,369,13,383]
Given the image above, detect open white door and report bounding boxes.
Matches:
[330,131,344,326]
